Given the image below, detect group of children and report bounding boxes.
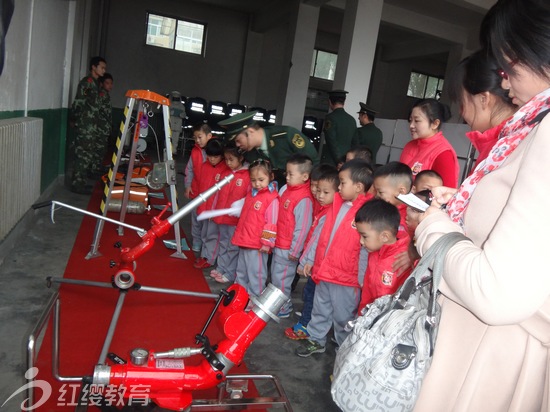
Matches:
[184,123,444,357]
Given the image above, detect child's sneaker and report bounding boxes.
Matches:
[295,339,326,357]
[210,269,222,278]
[284,323,310,340]
[214,274,231,284]
[193,257,212,269]
[277,305,293,319]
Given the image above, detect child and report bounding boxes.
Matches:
[345,145,373,164]
[232,159,279,299]
[372,161,413,232]
[296,159,374,357]
[184,124,213,252]
[286,166,339,340]
[271,154,314,318]
[355,198,412,313]
[194,139,230,269]
[412,169,443,193]
[209,141,250,283]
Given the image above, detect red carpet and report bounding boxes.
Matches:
[33,186,253,411]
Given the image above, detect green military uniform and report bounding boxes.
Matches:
[351,123,383,162]
[71,75,102,190]
[219,112,319,187]
[321,107,356,165]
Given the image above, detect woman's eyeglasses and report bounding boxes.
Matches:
[496,59,519,80]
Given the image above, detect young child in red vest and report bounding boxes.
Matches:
[295,159,374,357]
[270,154,314,318]
[372,161,413,233]
[184,124,213,253]
[209,141,250,283]
[194,139,230,269]
[232,159,279,299]
[286,165,339,339]
[355,198,412,313]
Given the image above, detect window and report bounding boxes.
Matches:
[407,71,444,99]
[310,49,337,81]
[146,12,206,56]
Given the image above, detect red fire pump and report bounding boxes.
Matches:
[92,283,288,411]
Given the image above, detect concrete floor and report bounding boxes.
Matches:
[0,165,341,411]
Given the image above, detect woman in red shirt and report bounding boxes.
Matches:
[400,98,459,187]
[448,50,517,173]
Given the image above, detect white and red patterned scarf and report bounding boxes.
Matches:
[447,87,550,227]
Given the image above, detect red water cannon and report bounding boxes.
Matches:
[92,283,288,410]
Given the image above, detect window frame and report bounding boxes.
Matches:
[406,70,444,100]
[145,11,207,57]
[310,48,338,81]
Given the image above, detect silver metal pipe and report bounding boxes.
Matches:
[53,298,83,382]
[167,174,234,226]
[51,201,147,236]
[98,293,127,365]
[139,285,217,299]
[27,292,60,407]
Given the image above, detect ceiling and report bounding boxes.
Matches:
[189,0,493,62]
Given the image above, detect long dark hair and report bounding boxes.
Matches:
[480,0,550,80]
[448,50,514,108]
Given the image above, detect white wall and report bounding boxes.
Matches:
[0,0,71,113]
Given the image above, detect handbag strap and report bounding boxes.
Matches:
[423,232,471,355]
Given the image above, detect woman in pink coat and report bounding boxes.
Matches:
[414,0,550,410]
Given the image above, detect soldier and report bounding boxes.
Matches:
[219,111,319,186]
[98,72,114,168]
[351,102,383,163]
[70,56,106,194]
[320,90,356,166]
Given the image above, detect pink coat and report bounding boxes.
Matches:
[413,115,550,411]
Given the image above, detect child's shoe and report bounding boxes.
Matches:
[284,323,310,340]
[277,305,293,319]
[193,257,212,269]
[214,274,231,284]
[295,339,326,357]
[210,269,222,278]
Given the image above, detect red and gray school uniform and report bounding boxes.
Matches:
[270,182,313,310]
[212,165,250,282]
[358,229,411,312]
[197,160,230,265]
[184,144,206,251]
[232,185,279,298]
[306,192,373,346]
[297,203,330,327]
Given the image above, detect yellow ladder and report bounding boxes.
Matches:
[86,90,185,259]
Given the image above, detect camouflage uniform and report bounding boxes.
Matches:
[71,75,102,189]
[97,88,112,165]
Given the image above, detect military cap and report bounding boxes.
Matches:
[218,111,257,139]
[328,89,349,99]
[358,102,379,117]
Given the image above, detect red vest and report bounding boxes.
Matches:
[275,182,313,250]
[197,161,230,214]
[400,131,459,186]
[189,145,205,199]
[304,203,329,247]
[232,188,279,249]
[213,167,251,226]
[312,192,374,287]
[359,230,411,311]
